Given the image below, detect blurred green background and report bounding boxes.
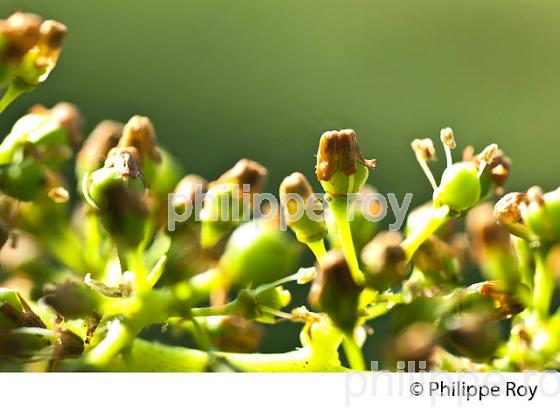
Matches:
[2,0,560,360]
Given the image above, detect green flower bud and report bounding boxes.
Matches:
[308,250,362,332]
[279,172,326,244]
[117,116,161,183]
[316,129,376,199]
[0,102,82,167]
[361,231,408,291]
[494,192,532,240]
[524,186,560,243]
[85,147,149,247]
[76,120,123,182]
[0,157,47,201]
[219,219,300,286]
[150,147,183,198]
[200,159,267,248]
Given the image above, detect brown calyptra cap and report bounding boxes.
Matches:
[105,146,145,182]
[118,116,161,163]
[466,203,513,261]
[0,12,42,60]
[361,231,408,290]
[215,158,268,193]
[316,129,376,181]
[173,174,208,209]
[279,172,313,199]
[77,120,123,172]
[37,20,67,50]
[494,192,526,226]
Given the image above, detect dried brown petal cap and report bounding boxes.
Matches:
[215,158,268,193]
[211,316,263,353]
[118,116,161,163]
[316,129,376,181]
[28,102,83,145]
[77,120,123,172]
[279,172,313,199]
[173,174,208,208]
[105,146,145,181]
[0,12,42,60]
[308,250,362,331]
[464,145,511,188]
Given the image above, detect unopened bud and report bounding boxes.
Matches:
[76,120,123,180]
[118,115,161,164]
[0,12,41,61]
[308,250,362,332]
[280,172,326,243]
[361,231,408,291]
[316,129,375,198]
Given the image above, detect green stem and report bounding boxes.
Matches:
[306,238,327,262]
[87,338,348,372]
[342,335,366,370]
[533,248,554,319]
[329,196,365,284]
[0,81,25,113]
[85,319,137,366]
[401,205,450,262]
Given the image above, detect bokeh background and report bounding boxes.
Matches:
[2,0,560,362]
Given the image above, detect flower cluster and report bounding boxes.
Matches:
[1,12,559,372]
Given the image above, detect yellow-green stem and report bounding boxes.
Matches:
[329,196,365,285]
[401,205,450,262]
[306,238,327,263]
[342,335,366,370]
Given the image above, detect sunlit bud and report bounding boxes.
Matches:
[76,120,123,180]
[15,19,67,87]
[172,174,207,215]
[219,220,300,286]
[523,186,560,243]
[308,250,362,332]
[118,115,161,164]
[0,102,82,167]
[0,12,41,63]
[85,147,149,247]
[280,172,326,244]
[200,159,267,248]
[361,231,408,291]
[316,129,375,198]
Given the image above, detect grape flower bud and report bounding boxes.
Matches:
[316,129,376,199]
[280,172,326,244]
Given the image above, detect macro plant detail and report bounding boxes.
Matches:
[2,11,560,373]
